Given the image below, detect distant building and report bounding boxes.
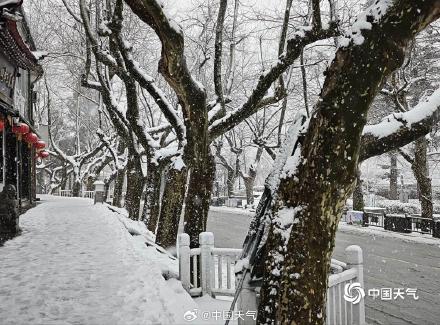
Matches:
[0,1,43,210]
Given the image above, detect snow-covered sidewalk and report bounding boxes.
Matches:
[0,196,197,325]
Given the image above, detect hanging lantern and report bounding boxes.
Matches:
[24,132,39,144]
[35,140,46,150]
[38,151,49,159]
[0,119,4,132]
[12,123,30,135]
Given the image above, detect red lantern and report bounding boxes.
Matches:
[0,119,4,132]
[35,140,46,150]
[12,123,29,135]
[24,132,38,144]
[38,151,49,159]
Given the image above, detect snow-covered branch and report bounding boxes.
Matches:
[209,21,339,139]
[361,87,440,161]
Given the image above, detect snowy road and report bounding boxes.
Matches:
[207,208,440,325]
[0,196,195,325]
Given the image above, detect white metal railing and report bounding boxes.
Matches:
[178,232,365,325]
[326,245,365,325]
[58,190,72,197]
[55,189,95,199]
[82,191,95,199]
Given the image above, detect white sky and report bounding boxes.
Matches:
[164,0,286,16]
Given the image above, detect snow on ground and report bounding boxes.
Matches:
[0,195,197,325]
[212,205,440,246]
[192,296,237,325]
[210,206,255,216]
[338,222,440,247]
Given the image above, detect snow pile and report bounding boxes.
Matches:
[106,204,180,278]
[191,295,238,325]
[340,0,393,47]
[0,196,196,325]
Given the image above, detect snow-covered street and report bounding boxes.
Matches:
[208,207,440,325]
[0,196,197,325]
[2,0,440,323]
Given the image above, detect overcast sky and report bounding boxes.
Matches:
[163,0,286,17]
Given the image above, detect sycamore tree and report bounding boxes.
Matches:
[120,0,340,248]
[249,1,440,323]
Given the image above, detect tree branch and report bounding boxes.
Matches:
[209,22,339,138]
[360,88,440,161]
[214,0,228,115]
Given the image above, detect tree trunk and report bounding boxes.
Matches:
[125,153,144,220]
[226,166,236,197]
[143,162,163,232]
[184,152,216,248]
[256,2,440,322]
[257,119,358,324]
[112,168,125,208]
[389,152,398,200]
[72,176,81,197]
[60,164,68,190]
[353,170,364,211]
[244,177,254,206]
[104,171,117,203]
[242,175,256,207]
[156,164,188,248]
[241,147,262,207]
[85,175,94,191]
[412,137,432,219]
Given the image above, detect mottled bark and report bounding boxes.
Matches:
[156,165,188,248]
[353,170,364,211]
[412,137,432,219]
[226,166,236,197]
[60,164,68,190]
[112,168,125,208]
[240,147,263,207]
[85,176,94,191]
[104,171,117,203]
[257,2,440,323]
[184,153,216,248]
[214,141,237,197]
[389,152,398,200]
[72,178,81,197]
[144,162,163,232]
[124,153,144,220]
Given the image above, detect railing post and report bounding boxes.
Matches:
[178,233,191,292]
[346,245,366,325]
[200,232,214,296]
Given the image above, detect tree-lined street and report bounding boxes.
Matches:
[1,0,440,323]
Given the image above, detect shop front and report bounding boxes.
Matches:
[0,4,44,211]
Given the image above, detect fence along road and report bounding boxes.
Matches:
[207,209,440,325]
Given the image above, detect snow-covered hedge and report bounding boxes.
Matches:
[376,199,440,215]
[347,197,440,215]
